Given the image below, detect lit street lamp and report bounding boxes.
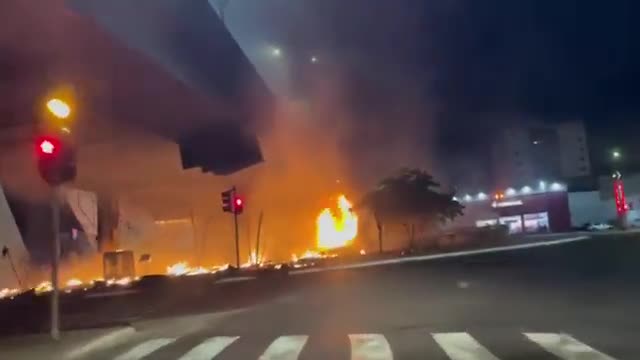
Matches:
[270,47,282,58]
[612,150,621,160]
[310,56,318,63]
[43,96,73,340]
[46,98,71,119]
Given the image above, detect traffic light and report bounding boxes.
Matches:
[221,189,233,213]
[35,135,76,186]
[233,195,244,214]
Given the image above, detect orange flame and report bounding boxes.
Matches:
[316,194,358,250]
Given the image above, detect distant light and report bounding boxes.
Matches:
[539,180,546,190]
[235,198,243,206]
[521,186,532,194]
[464,194,473,202]
[532,140,540,145]
[550,182,564,191]
[271,47,282,57]
[477,192,488,200]
[46,98,71,119]
[452,196,459,202]
[612,150,621,159]
[505,188,516,196]
[310,56,318,63]
[61,127,71,134]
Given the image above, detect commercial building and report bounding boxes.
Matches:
[492,121,591,187]
[452,181,571,234]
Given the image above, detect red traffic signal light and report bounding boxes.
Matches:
[36,137,61,156]
[35,135,76,186]
[39,139,56,154]
[221,188,244,214]
[233,196,244,214]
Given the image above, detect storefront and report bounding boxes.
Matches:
[456,183,571,234]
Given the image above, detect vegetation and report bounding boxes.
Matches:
[360,168,464,252]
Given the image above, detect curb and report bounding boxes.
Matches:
[290,236,590,275]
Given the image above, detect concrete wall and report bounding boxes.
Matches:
[568,191,617,227]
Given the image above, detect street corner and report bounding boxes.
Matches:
[0,326,136,360]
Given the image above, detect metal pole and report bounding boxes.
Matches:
[232,187,240,268]
[190,208,198,266]
[233,210,240,268]
[255,211,264,263]
[51,186,61,340]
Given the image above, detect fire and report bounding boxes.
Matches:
[167,262,190,276]
[66,278,83,288]
[300,249,323,259]
[166,261,230,276]
[114,277,132,286]
[34,281,53,295]
[0,288,20,299]
[316,194,358,250]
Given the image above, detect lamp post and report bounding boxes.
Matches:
[44,97,72,340]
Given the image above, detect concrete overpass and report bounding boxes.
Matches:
[0,0,272,212]
[0,0,275,282]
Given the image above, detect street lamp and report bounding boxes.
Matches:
[46,98,71,119]
[612,150,621,160]
[42,96,73,340]
[270,47,282,58]
[310,56,318,63]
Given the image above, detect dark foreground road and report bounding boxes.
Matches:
[3,234,640,359]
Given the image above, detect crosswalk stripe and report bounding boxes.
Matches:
[177,336,239,360]
[113,338,176,360]
[432,332,500,360]
[348,334,393,360]
[524,333,618,360]
[259,335,309,360]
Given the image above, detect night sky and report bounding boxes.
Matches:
[224,0,640,177]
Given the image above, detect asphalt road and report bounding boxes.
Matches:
[4,234,640,359]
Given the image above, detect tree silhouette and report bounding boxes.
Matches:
[360,168,464,252]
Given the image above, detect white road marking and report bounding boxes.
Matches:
[66,327,136,359]
[291,236,589,275]
[349,334,393,360]
[177,336,239,360]
[525,333,617,360]
[113,338,176,360]
[259,335,308,360]
[432,332,500,360]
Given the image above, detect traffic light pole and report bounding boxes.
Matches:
[233,207,240,268]
[230,186,240,268]
[50,186,61,340]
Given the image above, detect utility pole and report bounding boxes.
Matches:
[50,186,61,340]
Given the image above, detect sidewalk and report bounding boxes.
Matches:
[0,326,134,360]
